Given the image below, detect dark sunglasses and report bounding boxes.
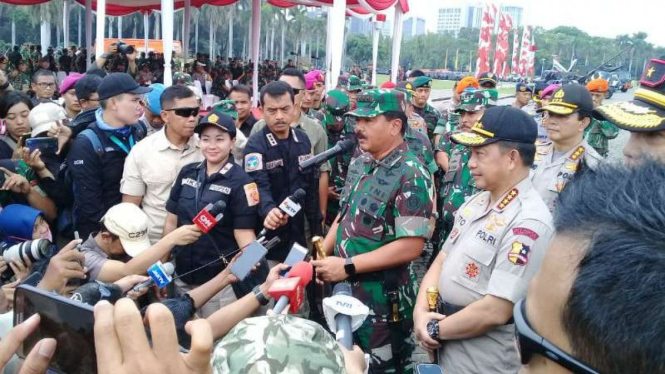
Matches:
[514,299,601,374]
[165,107,200,118]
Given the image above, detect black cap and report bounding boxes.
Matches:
[537,83,593,116]
[451,106,537,147]
[593,58,665,132]
[516,82,534,93]
[195,110,237,137]
[97,73,151,100]
[478,72,498,87]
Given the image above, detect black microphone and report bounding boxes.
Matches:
[332,282,353,349]
[193,200,227,234]
[299,138,356,170]
[71,281,123,306]
[258,189,306,237]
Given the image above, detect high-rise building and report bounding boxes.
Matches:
[348,17,373,36]
[403,17,426,40]
[437,2,523,36]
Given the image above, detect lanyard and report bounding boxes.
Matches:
[108,134,135,155]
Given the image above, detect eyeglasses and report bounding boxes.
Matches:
[36,82,56,89]
[513,299,601,374]
[164,107,200,118]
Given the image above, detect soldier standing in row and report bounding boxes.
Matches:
[314,89,434,373]
[584,78,620,157]
[410,76,444,144]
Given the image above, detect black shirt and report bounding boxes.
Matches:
[239,114,258,138]
[166,160,259,285]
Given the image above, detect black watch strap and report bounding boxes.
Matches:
[344,256,356,276]
[252,285,269,306]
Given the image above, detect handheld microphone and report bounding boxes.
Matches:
[71,281,123,306]
[299,138,356,170]
[322,282,370,349]
[268,261,313,314]
[192,200,227,234]
[258,189,306,237]
[132,262,175,292]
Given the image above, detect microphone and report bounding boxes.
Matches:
[132,262,175,292]
[299,139,356,170]
[258,189,306,237]
[268,261,313,314]
[192,200,227,234]
[322,282,370,349]
[71,281,123,306]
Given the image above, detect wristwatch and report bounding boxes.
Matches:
[344,256,356,276]
[252,285,269,306]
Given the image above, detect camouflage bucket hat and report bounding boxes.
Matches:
[211,316,346,374]
[345,88,407,118]
[347,75,362,92]
[212,99,238,119]
[173,72,193,85]
[455,89,490,113]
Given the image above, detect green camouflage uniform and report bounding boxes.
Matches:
[410,77,445,143]
[212,99,239,119]
[173,72,193,86]
[8,68,30,93]
[436,90,489,242]
[337,89,434,374]
[211,316,346,374]
[0,160,44,207]
[585,118,619,158]
[307,107,326,123]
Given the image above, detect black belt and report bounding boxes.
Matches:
[442,302,514,325]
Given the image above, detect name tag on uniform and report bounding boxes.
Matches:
[182,178,200,188]
[298,154,313,164]
[209,185,231,194]
[266,159,284,170]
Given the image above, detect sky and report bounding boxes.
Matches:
[406,0,665,48]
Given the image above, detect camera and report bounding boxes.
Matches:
[2,239,55,267]
[116,41,135,55]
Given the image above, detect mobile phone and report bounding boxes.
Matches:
[14,284,97,374]
[25,137,58,155]
[415,364,444,374]
[280,243,309,276]
[17,132,32,148]
[229,241,268,281]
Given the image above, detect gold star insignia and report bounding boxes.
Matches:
[646,66,656,78]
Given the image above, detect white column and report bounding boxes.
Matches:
[324,6,333,88]
[118,16,123,39]
[195,14,199,55]
[183,0,191,60]
[155,12,160,40]
[209,22,214,60]
[161,0,174,86]
[280,9,287,66]
[11,13,15,47]
[78,8,82,47]
[85,0,93,69]
[390,6,404,83]
[371,19,380,86]
[63,0,70,47]
[143,12,149,54]
[40,16,49,56]
[108,17,113,39]
[251,0,261,107]
[227,6,234,58]
[329,0,346,90]
[95,0,106,59]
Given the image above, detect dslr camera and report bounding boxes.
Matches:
[115,41,135,55]
[3,239,55,267]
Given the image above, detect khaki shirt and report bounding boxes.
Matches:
[120,128,202,244]
[250,114,331,172]
[437,177,553,374]
[531,139,602,212]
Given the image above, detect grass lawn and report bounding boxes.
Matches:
[375,74,516,96]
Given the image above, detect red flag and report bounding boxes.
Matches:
[518,26,532,77]
[511,27,520,75]
[492,11,513,79]
[475,3,497,77]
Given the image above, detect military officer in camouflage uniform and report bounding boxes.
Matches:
[173,71,193,86]
[414,106,554,374]
[321,90,356,226]
[313,89,434,374]
[8,60,31,93]
[411,76,445,144]
[346,75,363,109]
[533,84,602,212]
[584,78,620,157]
[434,89,489,246]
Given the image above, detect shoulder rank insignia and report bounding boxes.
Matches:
[569,146,585,161]
[497,188,519,210]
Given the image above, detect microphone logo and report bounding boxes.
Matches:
[193,209,217,233]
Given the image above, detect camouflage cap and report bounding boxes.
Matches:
[337,75,349,87]
[173,72,192,85]
[412,76,432,89]
[455,89,490,113]
[212,99,238,119]
[347,75,362,92]
[345,88,406,118]
[325,90,350,114]
[211,316,346,374]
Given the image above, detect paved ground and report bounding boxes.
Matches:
[410,89,634,364]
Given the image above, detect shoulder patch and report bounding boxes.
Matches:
[244,153,263,172]
[512,227,539,240]
[569,146,585,161]
[243,182,260,207]
[508,241,531,266]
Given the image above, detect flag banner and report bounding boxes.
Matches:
[475,3,497,77]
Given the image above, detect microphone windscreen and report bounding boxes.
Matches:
[210,200,227,216]
[332,282,352,297]
[292,188,306,202]
[163,262,175,275]
[289,261,313,285]
[339,138,356,151]
[71,282,102,305]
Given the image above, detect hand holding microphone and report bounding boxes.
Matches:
[193,200,227,234]
[263,189,306,232]
[267,261,313,315]
[322,282,369,349]
[131,261,175,293]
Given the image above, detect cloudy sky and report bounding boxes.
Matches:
[407,0,664,47]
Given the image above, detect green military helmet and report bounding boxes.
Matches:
[212,99,238,119]
[411,76,432,89]
[347,75,362,92]
[346,88,407,118]
[211,316,346,374]
[455,89,491,113]
[173,72,193,85]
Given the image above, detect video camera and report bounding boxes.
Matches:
[114,41,135,55]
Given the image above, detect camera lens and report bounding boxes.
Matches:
[2,239,52,267]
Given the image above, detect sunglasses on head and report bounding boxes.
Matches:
[513,299,601,374]
[165,107,200,118]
